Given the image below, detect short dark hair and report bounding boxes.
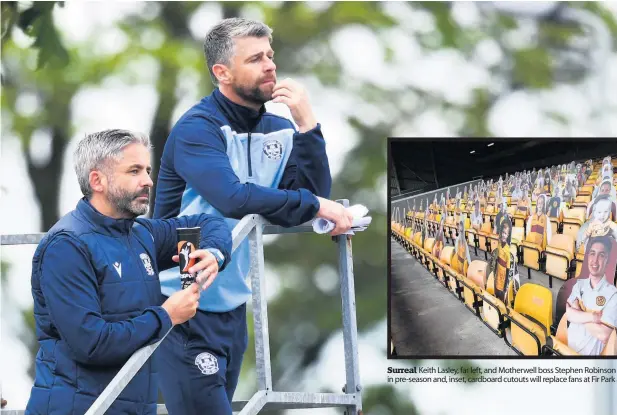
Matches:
[587,236,612,255]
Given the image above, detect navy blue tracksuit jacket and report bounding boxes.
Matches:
[25,198,231,415]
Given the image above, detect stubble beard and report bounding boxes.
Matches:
[108,181,149,218]
[232,80,273,107]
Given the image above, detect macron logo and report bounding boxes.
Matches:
[113,262,122,278]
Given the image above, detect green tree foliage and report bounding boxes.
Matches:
[1,1,69,69]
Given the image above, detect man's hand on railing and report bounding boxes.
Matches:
[316,197,354,236]
[172,249,220,290]
[161,283,200,326]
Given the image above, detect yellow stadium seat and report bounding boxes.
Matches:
[513,213,527,229]
[411,231,422,258]
[486,232,500,254]
[545,315,579,356]
[510,227,525,258]
[521,238,542,275]
[578,185,594,196]
[575,194,592,204]
[520,220,549,279]
[562,208,585,239]
[484,205,494,222]
[574,249,585,279]
[428,239,445,278]
[477,222,493,258]
[460,260,488,317]
[420,238,435,269]
[445,216,456,242]
[549,216,559,235]
[465,227,480,256]
[480,273,509,337]
[404,228,413,252]
[506,283,553,356]
[544,234,576,287]
[569,198,589,221]
[435,246,455,286]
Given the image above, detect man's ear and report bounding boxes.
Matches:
[89,170,107,194]
[212,63,232,85]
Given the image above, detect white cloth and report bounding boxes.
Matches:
[312,204,372,235]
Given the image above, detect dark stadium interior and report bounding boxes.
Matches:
[390,140,617,198]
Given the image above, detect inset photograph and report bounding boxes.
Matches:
[389,139,617,357]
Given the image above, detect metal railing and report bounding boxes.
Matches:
[390,179,483,213]
[0,201,362,414]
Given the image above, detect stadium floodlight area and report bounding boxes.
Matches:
[0,200,363,415]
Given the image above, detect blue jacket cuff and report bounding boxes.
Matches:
[145,306,173,340]
[295,123,322,137]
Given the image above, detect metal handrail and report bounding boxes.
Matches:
[0,204,363,414]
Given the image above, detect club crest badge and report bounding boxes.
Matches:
[195,352,219,375]
[597,296,606,306]
[263,139,283,161]
[140,253,155,276]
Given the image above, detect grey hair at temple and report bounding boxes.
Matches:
[204,17,273,86]
[74,129,151,198]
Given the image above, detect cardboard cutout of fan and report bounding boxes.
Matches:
[554,236,617,356]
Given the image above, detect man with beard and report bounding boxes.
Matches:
[152,18,354,415]
[26,130,232,415]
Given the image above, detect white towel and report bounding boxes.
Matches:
[312,204,372,235]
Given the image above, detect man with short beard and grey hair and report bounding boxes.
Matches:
[153,17,354,415]
[25,129,232,415]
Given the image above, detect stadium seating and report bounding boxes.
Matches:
[480,273,510,337]
[561,208,585,239]
[570,196,589,220]
[420,237,435,269]
[510,227,525,262]
[477,222,493,259]
[549,215,560,235]
[390,154,616,357]
[435,246,455,285]
[460,260,488,317]
[544,234,576,286]
[506,283,553,356]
